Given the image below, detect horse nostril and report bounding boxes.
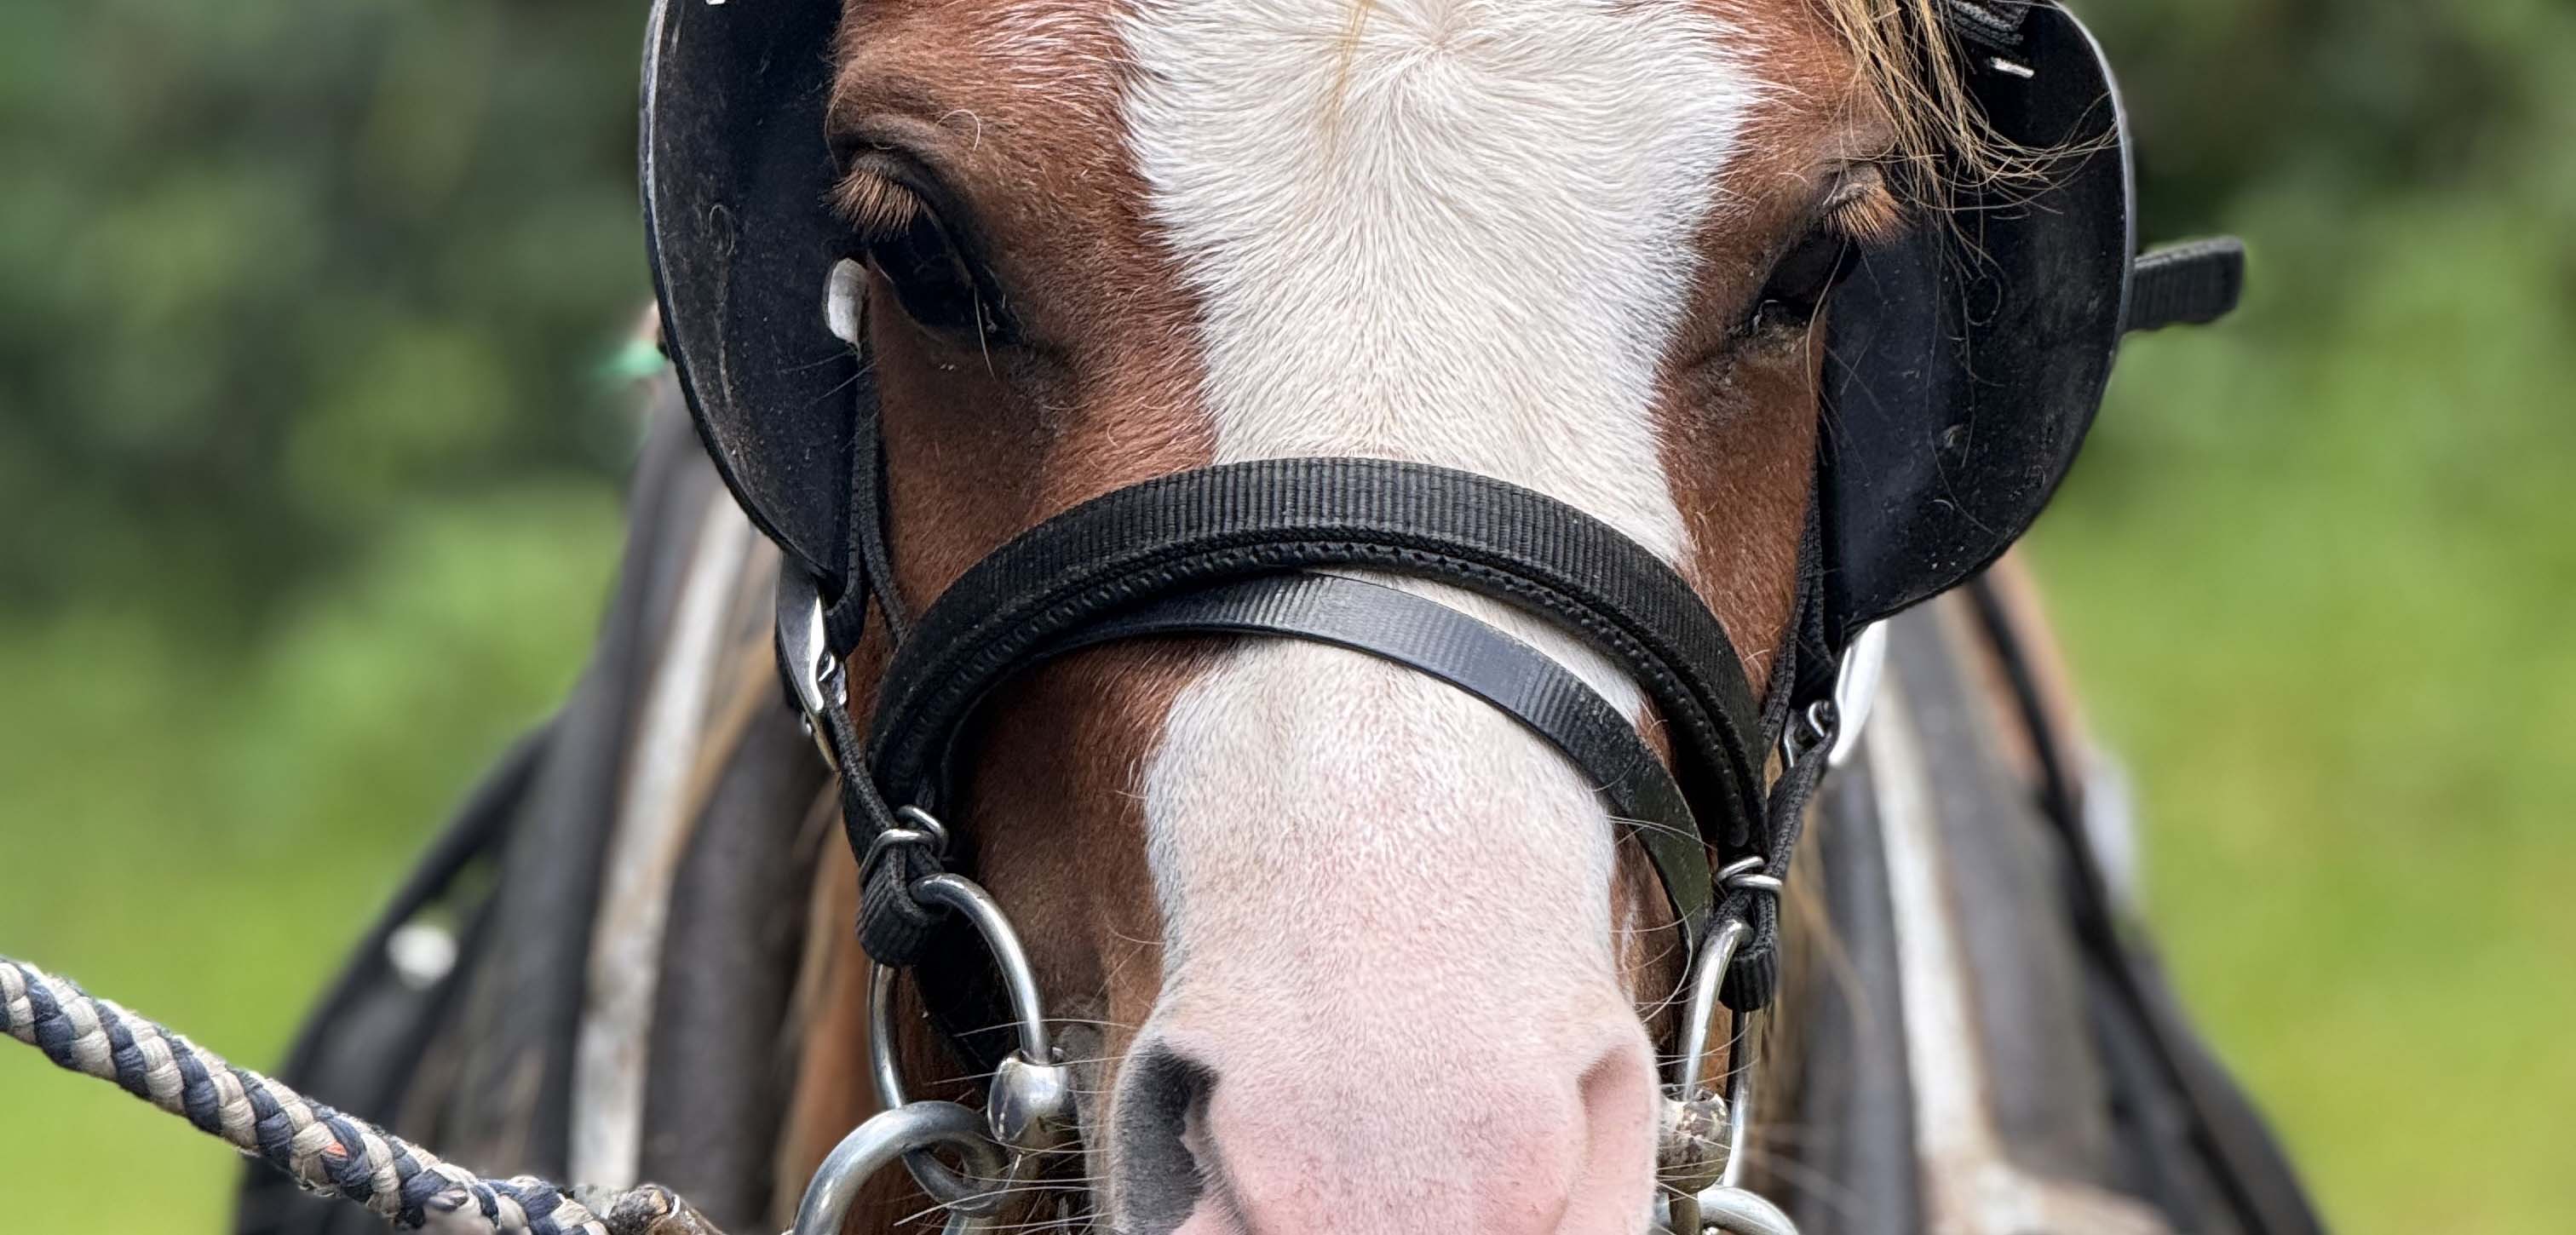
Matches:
[1113,1040,1219,1235]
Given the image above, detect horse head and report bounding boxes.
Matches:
[808,3,1911,1231]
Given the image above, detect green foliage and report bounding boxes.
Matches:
[0,0,644,1224]
[2038,192,2576,1232]
[2,0,2571,1232]
[0,488,624,1230]
[2032,3,2576,1231]
[0,0,643,629]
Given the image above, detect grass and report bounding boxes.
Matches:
[2032,186,2576,1234]
[0,485,623,1230]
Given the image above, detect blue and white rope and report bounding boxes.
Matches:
[1,956,656,1235]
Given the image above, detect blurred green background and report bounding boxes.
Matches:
[1,1,2568,1231]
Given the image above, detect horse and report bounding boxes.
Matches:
[233,2,2320,1234]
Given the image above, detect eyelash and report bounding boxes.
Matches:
[865,214,992,337]
[1744,227,1854,337]
[838,169,1010,345]
[1742,183,1902,338]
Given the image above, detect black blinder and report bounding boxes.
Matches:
[642,0,858,590]
[1819,4,2134,641]
[646,1,2236,644]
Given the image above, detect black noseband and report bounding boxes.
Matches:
[797,457,1835,1016]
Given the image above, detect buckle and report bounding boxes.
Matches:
[776,568,848,772]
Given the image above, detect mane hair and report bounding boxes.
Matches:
[1326,0,2045,202]
[1810,0,2048,195]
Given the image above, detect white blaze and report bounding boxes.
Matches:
[1121,0,1757,933]
[1120,0,1751,550]
[1114,0,1760,1219]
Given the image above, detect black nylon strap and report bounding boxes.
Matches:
[867,457,1768,855]
[817,694,949,966]
[2125,238,2247,335]
[1722,489,1837,1009]
[1001,572,1717,949]
[1944,0,2036,52]
[1725,707,1834,1010]
[823,393,907,652]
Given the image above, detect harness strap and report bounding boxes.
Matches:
[868,457,1767,853]
[816,698,952,969]
[1942,0,2036,53]
[808,457,1831,1008]
[1000,572,1717,946]
[1727,492,1839,1009]
[1964,578,2329,1235]
[825,389,908,652]
[2125,238,2248,335]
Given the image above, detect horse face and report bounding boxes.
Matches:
[825,2,1890,1230]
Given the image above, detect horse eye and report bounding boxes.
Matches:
[865,214,989,338]
[1746,228,1853,336]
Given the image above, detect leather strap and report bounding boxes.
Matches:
[1965,577,2327,1235]
[812,449,1807,1006]
[822,393,907,652]
[2125,238,2248,335]
[1944,0,2037,52]
[867,457,1768,859]
[970,572,1718,949]
[1724,492,1837,1009]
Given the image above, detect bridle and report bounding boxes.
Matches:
[778,531,1859,1235]
[633,2,2248,1232]
[776,457,1844,1232]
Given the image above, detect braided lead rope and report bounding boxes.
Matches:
[0,956,716,1235]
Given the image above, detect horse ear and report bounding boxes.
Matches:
[1815,3,2135,644]
[643,0,863,591]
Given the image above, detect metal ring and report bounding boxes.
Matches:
[1669,916,1751,1105]
[893,806,952,853]
[866,871,1071,1198]
[868,963,911,1114]
[910,873,1055,1064]
[860,828,940,883]
[859,807,952,886]
[789,1100,1011,1235]
[867,963,1008,1212]
[1695,1183,1802,1235]
[1778,700,1837,769]
[1664,915,1751,1235]
[1665,1017,1782,1234]
[862,875,1055,1100]
[1717,857,1781,897]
